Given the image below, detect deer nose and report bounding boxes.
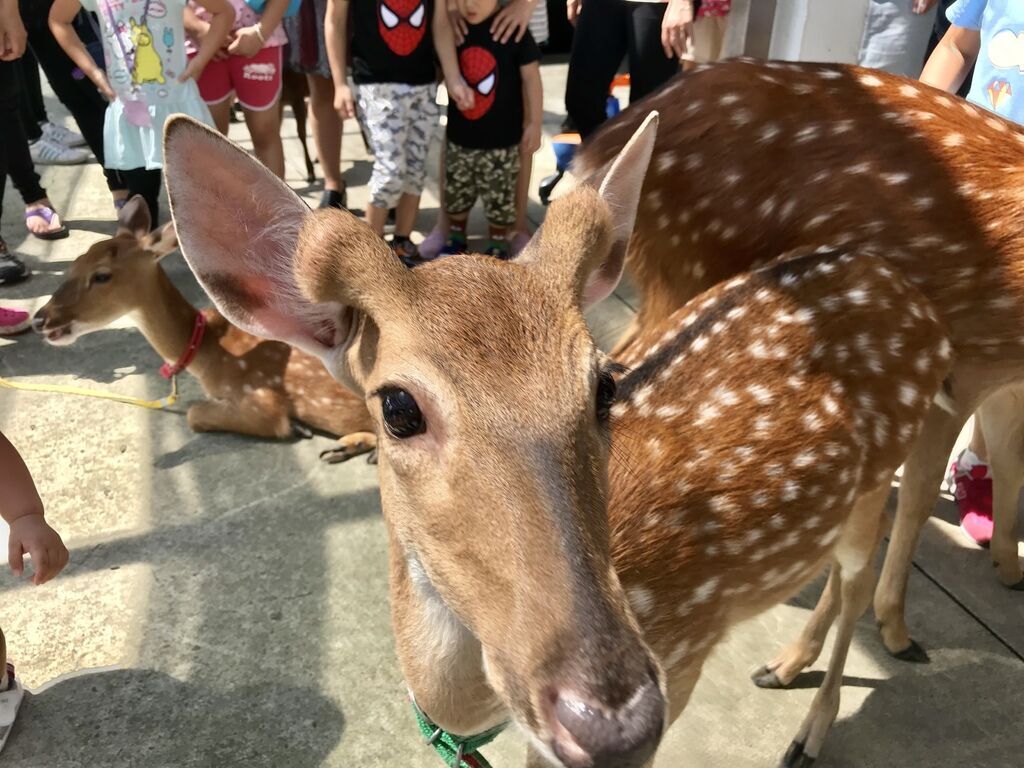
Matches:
[550,678,665,768]
[31,308,48,333]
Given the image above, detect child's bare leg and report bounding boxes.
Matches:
[0,627,6,689]
[394,192,421,239]
[514,144,533,241]
[308,75,345,194]
[207,99,233,136]
[367,203,389,236]
[243,105,286,179]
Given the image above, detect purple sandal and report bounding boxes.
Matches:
[25,205,69,241]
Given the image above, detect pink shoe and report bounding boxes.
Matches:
[948,449,993,545]
[417,228,446,261]
[0,307,31,336]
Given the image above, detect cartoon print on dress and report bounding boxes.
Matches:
[458,46,496,120]
[129,17,165,85]
[163,26,174,49]
[378,0,426,56]
[985,27,1024,111]
[147,1,167,18]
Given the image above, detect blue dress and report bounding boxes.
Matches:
[82,0,214,170]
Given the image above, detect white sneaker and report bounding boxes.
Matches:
[41,120,87,148]
[29,137,89,166]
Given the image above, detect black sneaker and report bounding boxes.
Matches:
[484,243,511,260]
[441,236,467,256]
[318,188,348,210]
[390,235,422,268]
[0,238,29,286]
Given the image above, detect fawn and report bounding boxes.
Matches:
[574,59,1024,664]
[33,196,375,463]
[162,113,956,766]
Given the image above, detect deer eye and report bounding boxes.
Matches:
[380,387,426,438]
[596,371,617,422]
[92,272,112,285]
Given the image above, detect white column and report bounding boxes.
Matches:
[767,0,870,64]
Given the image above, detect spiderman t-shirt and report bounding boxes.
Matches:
[351,0,435,85]
[447,17,540,149]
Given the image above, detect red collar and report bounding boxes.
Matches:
[160,313,207,379]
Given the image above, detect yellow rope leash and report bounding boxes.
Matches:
[0,374,179,411]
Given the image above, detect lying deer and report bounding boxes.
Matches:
[32,197,375,463]
[574,60,1024,666]
[163,113,957,766]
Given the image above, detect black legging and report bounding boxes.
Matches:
[18,48,47,141]
[565,0,687,139]
[19,0,126,194]
[121,168,163,226]
[0,61,49,223]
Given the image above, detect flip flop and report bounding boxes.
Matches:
[0,663,24,753]
[24,205,69,241]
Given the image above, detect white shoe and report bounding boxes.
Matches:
[29,137,90,166]
[41,120,87,148]
[0,666,24,753]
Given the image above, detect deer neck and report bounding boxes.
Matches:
[132,267,220,385]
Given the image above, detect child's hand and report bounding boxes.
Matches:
[227,25,264,58]
[93,70,116,102]
[8,515,68,585]
[520,121,541,156]
[190,18,230,61]
[447,2,468,44]
[491,0,534,44]
[566,0,583,26]
[447,77,475,112]
[178,56,206,83]
[334,82,356,119]
[912,0,937,13]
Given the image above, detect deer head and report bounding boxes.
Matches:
[33,197,178,344]
[164,114,663,768]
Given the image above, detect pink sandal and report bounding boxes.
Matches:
[24,204,69,241]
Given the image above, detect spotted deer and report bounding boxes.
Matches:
[32,196,375,463]
[574,59,1024,665]
[163,112,958,766]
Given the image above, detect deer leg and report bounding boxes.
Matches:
[187,394,292,440]
[873,403,966,661]
[978,398,1024,589]
[783,484,889,768]
[318,431,378,464]
[752,567,841,689]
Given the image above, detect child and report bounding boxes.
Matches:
[325,0,472,259]
[0,430,69,750]
[49,0,234,225]
[919,0,1011,544]
[441,0,541,260]
[184,0,290,179]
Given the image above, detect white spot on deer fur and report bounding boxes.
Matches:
[692,335,708,353]
[693,577,720,605]
[914,196,933,210]
[611,402,627,419]
[719,93,740,105]
[793,449,817,469]
[711,496,737,514]
[754,415,773,434]
[846,162,871,175]
[747,384,774,405]
[859,73,883,87]
[768,513,785,530]
[781,481,799,502]
[684,154,703,171]
[899,83,919,97]
[722,226,739,240]
[819,527,841,546]
[708,219,723,234]
[758,197,778,218]
[664,638,691,668]
[899,384,918,406]
[731,108,753,126]
[657,213,671,230]
[748,341,768,359]
[986,116,1008,132]
[832,119,854,134]
[656,152,678,174]
[670,234,682,247]
[795,125,819,143]
[846,287,869,306]
[819,68,842,80]
[655,405,684,419]
[628,586,656,617]
[693,262,707,279]
[724,170,742,186]
[811,170,830,184]
[806,213,832,230]
[759,123,780,143]
[632,384,654,410]
[242,384,254,394]
[786,375,805,391]
[943,132,964,148]
[802,411,823,432]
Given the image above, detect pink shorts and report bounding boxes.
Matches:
[194,46,283,111]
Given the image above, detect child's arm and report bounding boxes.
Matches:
[920,24,981,93]
[0,432,68,585]
[49,0,114,100]
[520,60,542,156]
[228,0,287,58]
[182,0,234,80]
[325,0,355,118]
[433,3,474,112]
[0,0,27,61]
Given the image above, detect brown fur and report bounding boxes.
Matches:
[34,198,375,461]
[163,113,965,766]
[577,60,1024,658]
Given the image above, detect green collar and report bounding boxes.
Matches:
[411,697,509,768]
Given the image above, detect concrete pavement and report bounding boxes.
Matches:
[0,62,1021,767]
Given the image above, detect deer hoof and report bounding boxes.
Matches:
[781,740,815,768]
[291,421,314,439]
[366,448,378,465]
[319,447,357,464]
[751,665,788,689]
[890,639,930,664]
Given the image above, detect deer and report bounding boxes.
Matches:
[571,58,1024,669]
[162,111,959,767]
[32,196,375,463]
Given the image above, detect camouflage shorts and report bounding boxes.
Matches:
[444,141,520,226]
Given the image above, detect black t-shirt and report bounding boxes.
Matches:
[351,0,436,85]
[446,17,540,150]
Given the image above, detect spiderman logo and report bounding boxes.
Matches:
[378,0,426,56]
[459,46,497,120]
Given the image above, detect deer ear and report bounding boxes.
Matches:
[519,112,658,309]
[141,221,179,260]
[116,195,152,240]
[163,115,351,361]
